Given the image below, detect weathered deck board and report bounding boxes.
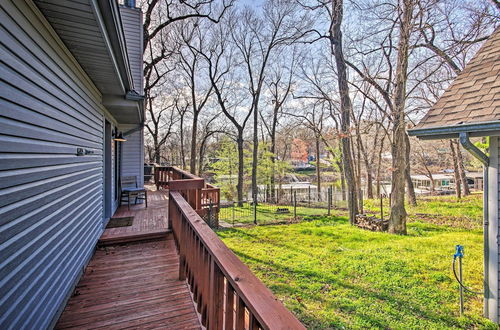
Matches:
[56,238,201,330]
[99,186,169,245]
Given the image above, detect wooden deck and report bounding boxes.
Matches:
[56,237,202,329]
[99,186,169,245]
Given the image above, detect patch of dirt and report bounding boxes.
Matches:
[408,213,482,230]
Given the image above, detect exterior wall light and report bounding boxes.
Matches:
[113,130,127,142]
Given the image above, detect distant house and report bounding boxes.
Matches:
[411,172,484,192]
[0,0,144,327]
[409,27,500,323]
[411,173,455,191]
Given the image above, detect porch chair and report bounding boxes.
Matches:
[120,176,148,210]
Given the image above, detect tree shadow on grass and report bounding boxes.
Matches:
[231,246,463,329]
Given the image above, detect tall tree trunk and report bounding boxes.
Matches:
[405,133,417,206]
[189,112,198,174]
[338,160,346,201]
[330,0,358,223]
[251,103,258,202]
[354,136,363,212]
[180,115,186,169]
[456,144,470,196]
[237,133,245,207]
[388,0,413,235]
[450,139,462,199]
[153,137,161,164]
[375,135,385,197]
[315,134,321,201]
[270,107,278,202]
[198,134,209,175]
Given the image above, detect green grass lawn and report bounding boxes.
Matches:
[217,216,493,329]
[364,193,483,229]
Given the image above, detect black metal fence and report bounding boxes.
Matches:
[216,187,350,227]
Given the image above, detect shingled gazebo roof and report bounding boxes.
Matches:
[409,27,500,139]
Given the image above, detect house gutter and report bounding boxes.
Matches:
[408,121,500,139]
[459,132,490,317]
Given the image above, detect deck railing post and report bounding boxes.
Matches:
[208,259,224,330]
[235,297,246,329]
[225,282,234,329]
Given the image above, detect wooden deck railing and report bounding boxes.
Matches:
[169,191,305,330]
[155,166,220,218]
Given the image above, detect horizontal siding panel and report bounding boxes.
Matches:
[0,13,103,123]
[0,0,107,328]
[1,206,102,327]
[25,222,100,328]
[0,161,100,190]
[0,186,102,275]
[0,116,101,147]
[0,64,101,132]
[0,99,100,144]
[0,167,99,208]
[0,135,96,154]
[0,172,101,228]
[0,154,99,171]
[0,80,101,136]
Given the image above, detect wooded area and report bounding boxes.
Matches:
[141,0,498,234]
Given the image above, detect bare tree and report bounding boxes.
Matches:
[199,17,252,205]
[145,94,180,163]
[230,1,310,201]
[262,49,298,201]
[329,0,359,223]
[178,22,214,174]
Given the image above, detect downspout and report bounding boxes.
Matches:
[459,132,490,317]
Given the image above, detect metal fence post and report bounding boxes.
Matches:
[290,186,293,204]
[308,186,311,207]
[380,193,383,220]
[333,186,336,208]
[253,193,257,225]
[328,186,331,216]
[208,198,213,228]
[293,191,297,221]
[232,201,235,226]
[359,189,363,214]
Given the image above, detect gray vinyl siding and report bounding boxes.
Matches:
[121,125,144,188]
[0,1,106,328]
[120,6,143,92]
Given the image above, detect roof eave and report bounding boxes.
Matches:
[94,0,134,93]
[408,121,500,140]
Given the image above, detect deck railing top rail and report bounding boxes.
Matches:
[170,190,305,330]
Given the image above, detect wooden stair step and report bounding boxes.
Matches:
[98,229,171,246]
